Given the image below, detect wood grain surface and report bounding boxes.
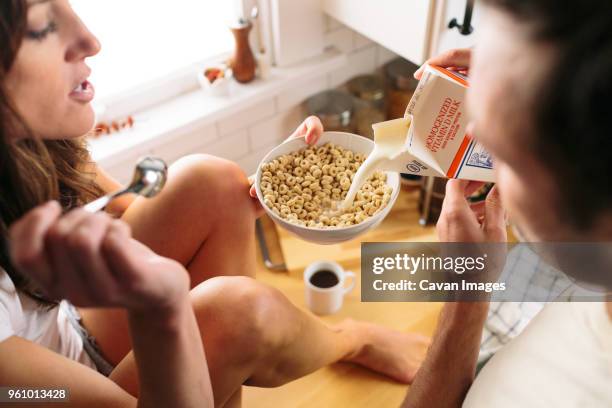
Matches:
[244,187,443,407]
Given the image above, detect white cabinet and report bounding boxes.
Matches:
[323,0,436,65]
[430,0,481,55]
[270,0,326,67]
[322,0,482,64]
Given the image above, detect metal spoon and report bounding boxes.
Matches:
[84,157,168,213]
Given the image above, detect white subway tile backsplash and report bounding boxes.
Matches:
[105,149,154,185]
[353,32,374,50]
[217,98,276,136]
[198,129,250,161]
[248,122,283,151]
[236,141,280,176]
[248,105,305,151]
[100,22,402,179]
[276,75,328,109]
[150,124,217,165]
[324,27,354,53]
[376,45,398,67]
[328,45,378,88]
[324,15,344,33]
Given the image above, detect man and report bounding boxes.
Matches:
[404,1,612,406]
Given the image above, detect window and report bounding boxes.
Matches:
[71,0,238,111]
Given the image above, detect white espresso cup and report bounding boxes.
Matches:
[304,261,356,315]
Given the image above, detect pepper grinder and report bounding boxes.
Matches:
[230,19,256,84]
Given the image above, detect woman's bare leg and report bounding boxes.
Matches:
[80,154,259,364]
[121,153,259,282]
[109,277,430,407]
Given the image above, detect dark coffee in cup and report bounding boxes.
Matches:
[309,270,339,288]
[304,261,356,315]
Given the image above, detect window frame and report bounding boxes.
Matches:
[95,51,231,121]
[90,0,262,121]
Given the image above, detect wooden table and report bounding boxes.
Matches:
[244,188,443,407]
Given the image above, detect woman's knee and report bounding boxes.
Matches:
[169,154,251,207]
[190,276,292,363]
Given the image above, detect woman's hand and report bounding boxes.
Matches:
[9,201,190,313]
[248,115,324,201]
[285,115,324,145]
[414,48,471,79]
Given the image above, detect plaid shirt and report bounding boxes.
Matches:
[479,245,602,363]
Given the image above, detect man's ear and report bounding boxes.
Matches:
[590,213,612,241]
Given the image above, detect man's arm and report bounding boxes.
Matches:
[403,302,489,408]
[403,180,507,407]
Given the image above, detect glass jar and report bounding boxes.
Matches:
[347,75,386,139]
[385,58,419,120]
[306,90,354,133]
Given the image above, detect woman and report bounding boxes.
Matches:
[0,0,429,407]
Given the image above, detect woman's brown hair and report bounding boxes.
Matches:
[1,0,104,305]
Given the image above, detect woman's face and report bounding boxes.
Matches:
[468,7,567,241]
[5,0,100,140]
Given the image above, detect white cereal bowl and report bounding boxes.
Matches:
[255,131,400,245]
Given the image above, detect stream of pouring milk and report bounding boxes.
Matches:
[338,118,411,211]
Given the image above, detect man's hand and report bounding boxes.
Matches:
[437,180,507,243]
[403,182,501,408]
[414,48,471,79]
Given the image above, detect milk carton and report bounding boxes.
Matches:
[378,65,494,182]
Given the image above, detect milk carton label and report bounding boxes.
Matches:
[402,65,495,183]
[466,143,493,170]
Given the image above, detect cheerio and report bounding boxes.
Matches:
[369,65,495,183]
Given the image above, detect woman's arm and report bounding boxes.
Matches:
[9,202,214,408]
[0,336,136,408]
[0,304,211,408]
[102,237,212,407]
[127,300,211,408]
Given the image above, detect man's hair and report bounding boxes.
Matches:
[483,0,612,230]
